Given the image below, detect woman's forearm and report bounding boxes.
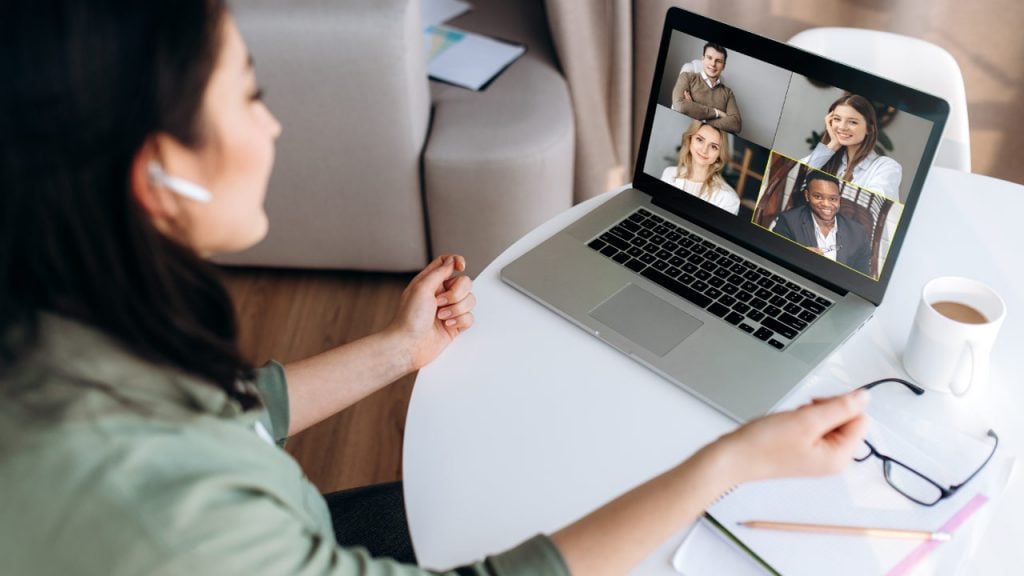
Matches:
[282,328,413,436]
[280,255,474,437]
[551,442,738,576]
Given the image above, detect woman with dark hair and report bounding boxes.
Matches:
[802,93,903,201]
[1,2,870,575]
[660,120,740,215]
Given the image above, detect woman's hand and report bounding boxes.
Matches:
[388,254,476,372]
[714,390,870,485]
[551,390,868,576]
[823,111,842,151]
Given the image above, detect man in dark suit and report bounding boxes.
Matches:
[773,170,871,275]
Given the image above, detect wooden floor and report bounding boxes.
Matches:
[223,268,414,493]
[225,1,1023,493]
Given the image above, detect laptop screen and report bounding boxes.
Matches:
[634,9,948,305]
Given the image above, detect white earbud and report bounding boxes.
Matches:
[147,162,213,203]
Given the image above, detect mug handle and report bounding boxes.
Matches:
[951,342,987,397]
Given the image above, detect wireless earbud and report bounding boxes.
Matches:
[147,162,213,203]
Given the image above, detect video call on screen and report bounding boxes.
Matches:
[642,30,936,281]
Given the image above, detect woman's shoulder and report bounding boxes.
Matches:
[0,392,310,520]
[861,151,902,175]
[857,152,903,198]
[712,176,739,198]
[0,416,321,575]
[0,317,295,498]
[713,175,737,192]
[661,166,687,186]
[710,177,741,214]
[4,314,259,421]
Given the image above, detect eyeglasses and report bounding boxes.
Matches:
[854,378,999,506]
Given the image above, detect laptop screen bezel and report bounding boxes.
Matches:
[632,8,949,305]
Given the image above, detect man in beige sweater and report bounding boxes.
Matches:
[671,43,742,133]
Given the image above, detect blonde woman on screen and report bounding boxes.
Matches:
[661,121,741,215]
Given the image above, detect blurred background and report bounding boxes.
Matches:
[663,0,1023,185]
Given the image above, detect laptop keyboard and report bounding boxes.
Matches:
[587,208,833,350]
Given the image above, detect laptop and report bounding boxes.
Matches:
[501,7,948,422]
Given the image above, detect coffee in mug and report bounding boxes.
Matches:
[930,301,988,325]
[903,277,1006,397]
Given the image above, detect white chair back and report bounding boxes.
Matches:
[788,27,971,172]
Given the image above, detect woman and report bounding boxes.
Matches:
[660,121,741,215]
[0,2,869,575]
[803,93,903,202]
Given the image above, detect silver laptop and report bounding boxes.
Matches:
[501,8,948,422]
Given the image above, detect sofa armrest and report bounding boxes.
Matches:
[424,0,575,276]
[221,0,431,271]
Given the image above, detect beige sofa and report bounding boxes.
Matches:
[220,0,575,276]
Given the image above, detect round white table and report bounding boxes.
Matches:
[403,167,1023,574]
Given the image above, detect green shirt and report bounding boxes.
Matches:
[0,315,569,576]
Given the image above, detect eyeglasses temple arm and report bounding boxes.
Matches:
[949,429,1000,492]
[859,378,925,395]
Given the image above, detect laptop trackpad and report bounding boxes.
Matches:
[589,284,703,357]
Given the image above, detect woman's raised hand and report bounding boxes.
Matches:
[388,255,476,371]
[823,111,843,151]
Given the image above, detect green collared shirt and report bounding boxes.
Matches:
[0,315,569,576]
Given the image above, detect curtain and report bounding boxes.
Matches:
[544,0,633,202]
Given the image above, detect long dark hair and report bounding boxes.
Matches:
[0,0,259,408]
[821,93,879,181]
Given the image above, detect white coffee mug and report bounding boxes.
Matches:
[903,277,1006,396]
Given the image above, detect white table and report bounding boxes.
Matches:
[402,167,1023,574]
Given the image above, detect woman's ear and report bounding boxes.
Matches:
[129,137,181,234]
